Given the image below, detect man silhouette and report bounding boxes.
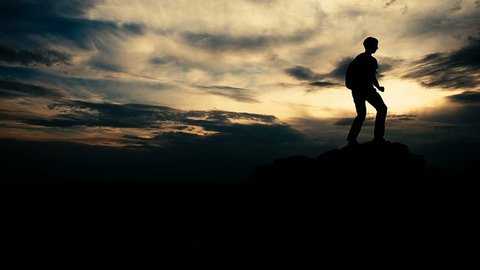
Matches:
[346,36,387,146]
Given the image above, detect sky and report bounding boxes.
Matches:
[1,0,479,183]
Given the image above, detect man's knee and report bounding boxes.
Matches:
[356,112,366,121]
[378,105,387,115]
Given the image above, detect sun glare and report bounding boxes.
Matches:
[381,79,454,114]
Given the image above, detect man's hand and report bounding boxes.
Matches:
[378,86,385,92]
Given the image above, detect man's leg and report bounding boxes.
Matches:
[347,92,367,144]
[366,91,387,141]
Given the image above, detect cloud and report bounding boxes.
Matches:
[285,66,319,81]
[33,101,180,128]
[149,56,177,65]
[403,38,480,90]
[406,3,479,39]
[308,81,339,88]
[183,32,270,52]
[0,0,94,19]
[0,0,144,51]
[285,65,343,90]
[196,85,260,103]
[89,59,124,73]
[0,44,71,67]
[182,31,313,52]
[384,0,398,7]
[18,100,277,130]
[91,0,324,37]
[0,80,64,98]
[327,58,352,82]
[448,91,480,104]
[46,0,96,17]
[421,93,480,125]
[0,0,153,87]
[120,23,145,35]
[0,65,174,103]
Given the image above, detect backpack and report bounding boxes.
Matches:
[345,57,359,90]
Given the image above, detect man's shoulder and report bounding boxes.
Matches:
[354,52,369,61]
[355,53,377,65]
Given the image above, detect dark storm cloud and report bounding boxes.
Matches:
[308,81,338,87]
[0,65,172,101]
[0,80,64,98]
[425,104,480,125]
[375,59,399,77]
[418,92,480,126]
[150,56,177,65]
[183,32,265,51]
[89,60,124,72]
[285,65,342,89]
[285,66,319,81]
[182,30,312,52]
[0,44,71,67]
[328,58,353,81]
[34,101,181,128]
[47,0,96,17]
[19,100,277,129]
[0,0,94,20]
[196,85,260,103]
[121,23,145,35]
[404,38,480,90]
[0,0,144,52]
[448,91,480,104]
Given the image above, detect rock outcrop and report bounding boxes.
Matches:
[245,141,438,251]
[248,141,428,186]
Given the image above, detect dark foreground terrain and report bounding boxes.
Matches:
[4,141,477,254]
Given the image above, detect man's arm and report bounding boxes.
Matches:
[373,72,384,92]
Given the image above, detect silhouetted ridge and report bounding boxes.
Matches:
[248,141,427,186]
[244,141,438,251]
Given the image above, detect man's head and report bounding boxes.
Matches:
[363,37,379,54]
